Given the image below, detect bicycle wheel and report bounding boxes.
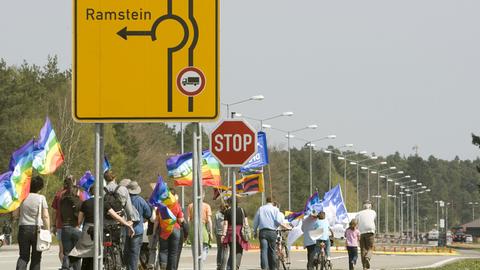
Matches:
[326,260,333,270]
[282,244,290,270]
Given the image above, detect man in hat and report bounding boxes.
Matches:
[355,200,376,270]
[124,181,152,270]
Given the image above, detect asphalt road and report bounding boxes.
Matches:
[0,244,479,270]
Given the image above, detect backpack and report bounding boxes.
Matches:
[104,186,125,219]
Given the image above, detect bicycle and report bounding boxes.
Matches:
[103,224,126,270]
[276,228,291,270]
[313,240,332,270]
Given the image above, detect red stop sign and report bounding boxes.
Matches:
[210,120,257,167]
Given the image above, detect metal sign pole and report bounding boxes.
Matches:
[197,123,204,270]
[192,123,200,270]
[93,123,104,270]
[193,122,203,270]
[232,171,237,270]
[181,123,185,210]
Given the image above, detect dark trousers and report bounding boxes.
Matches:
[259,229,277,270]
[81,258,93,270]
[124,234,143,270]
[61,226,82,270]
[306,244,319,270]
[360,233,374,270]
[159,228,181,270]
[16,225,42,270]
[347,246,358,270]
[226,242,243,270]
[216,234,228,270]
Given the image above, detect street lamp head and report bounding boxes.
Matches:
[395,182,400,186]
[422,186,427,189]
[285,134,295,139]
[262,124,272,129]
[337,156,345,160]
[400,185,405,189]
[411,179,417,183]
[306,143,315,147]
[417,183,422,186]
[380,161,388,165]
[327,135,336,139]
[232,112,242,117]
[398,171,404,174]
[282,111,294,116]
[350,162,357,165]
[389,166,396,170]
[371,171,377,174]
[345,143,354,147]
[361,166,368,170]
[250,95,264,101]
[387,178,393,182]
[324,150,332,154]
[426,189,431,192]
[359,150,368,154]
[307,124,318,129]
[380,175,386,178]
[405,175,411,178]
[371,156,378,160]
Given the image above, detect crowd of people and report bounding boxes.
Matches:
[10,171,378,270]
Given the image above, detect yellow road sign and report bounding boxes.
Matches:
[73,0,219,122]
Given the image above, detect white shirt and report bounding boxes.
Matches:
[355,209,376,234]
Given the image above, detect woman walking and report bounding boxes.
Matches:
[221,199,249,270]
[15,176,50,270]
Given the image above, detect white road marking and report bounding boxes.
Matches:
[395,256,470,269]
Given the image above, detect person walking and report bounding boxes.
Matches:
[15,176,50,270]
[221,199,249,270]
[253,197,284,270]
[70,185,134,270]
[158,190,185,270]
[214,202,229,270]
[124,181,152,270]
[59,178,82,270]
[345,219,361,270]
[355,200,376,270]
[302,210,321,270]
[187,193,213,262]
[52,176,72,264]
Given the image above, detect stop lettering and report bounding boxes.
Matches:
[213,134,253,152]
[210,120,257,167]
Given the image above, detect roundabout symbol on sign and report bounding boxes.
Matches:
[176,67,206,97]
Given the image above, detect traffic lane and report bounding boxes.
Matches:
[0,245,473,270]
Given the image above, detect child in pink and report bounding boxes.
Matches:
[345,219,361,270]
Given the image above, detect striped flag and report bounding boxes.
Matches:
[33,117,64,175]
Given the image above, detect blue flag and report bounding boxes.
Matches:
[240,131,269,172]
[320,184,349,226]
[103,155,111,172]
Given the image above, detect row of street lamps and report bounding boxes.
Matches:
[220,94,433,238]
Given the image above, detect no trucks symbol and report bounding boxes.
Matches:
[176,67,206,97]
[73,0,219,122]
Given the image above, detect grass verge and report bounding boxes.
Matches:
[423,259,480,270]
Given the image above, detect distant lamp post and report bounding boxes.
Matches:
[296,135,336,195]
[235,111,294,204]
[350,153,377,211]
[263,124,318,210]
[468,202,479,221]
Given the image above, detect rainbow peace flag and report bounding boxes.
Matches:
[167,150,221,187]
[33,117,64,175]
[149,176,177,240]
[0,172,15,213]
[9,140,35,201]
[0,140,35,213]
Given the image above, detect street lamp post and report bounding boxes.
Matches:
[361,162,388,227]
[264,124,318,210]
[222,95,264,188]
[380,170,403,234]
[468,202,479,221]
[235,111,294,204]
[391,175,411,235]
[295,135,336,195]
[350,154,378,211]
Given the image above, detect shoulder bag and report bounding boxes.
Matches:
[240,208,252,242]
[36,197,52,252]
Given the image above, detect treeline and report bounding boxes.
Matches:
[1,59,479,230]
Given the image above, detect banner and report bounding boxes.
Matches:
[240,131,269,172]
[167,150,221,187]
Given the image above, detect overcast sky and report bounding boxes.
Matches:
[1,0,479,160]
